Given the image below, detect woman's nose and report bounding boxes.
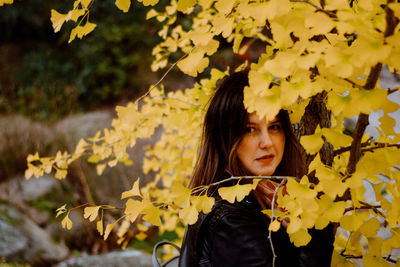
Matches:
[259,130,273,148]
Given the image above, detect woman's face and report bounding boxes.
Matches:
[236,112,285,176]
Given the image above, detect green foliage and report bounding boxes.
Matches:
[0,0,159,121]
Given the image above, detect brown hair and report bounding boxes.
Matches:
[189,70,305,189]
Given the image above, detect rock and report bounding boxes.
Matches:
[56,249,152,267]
[0,174,59,202]
[0,204,69,264]
[0,115,54,180]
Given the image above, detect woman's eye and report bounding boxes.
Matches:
[269,124,282,131]
[246,126,256,133]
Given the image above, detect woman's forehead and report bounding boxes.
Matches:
[248,112,279,123]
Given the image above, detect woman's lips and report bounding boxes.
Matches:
[256,154,274,163]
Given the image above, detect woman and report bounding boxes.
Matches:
[178,70,334,267]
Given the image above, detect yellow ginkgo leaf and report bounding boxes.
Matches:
[84,206,100,222]
[56,204,67,217]
[137,0,159,6]
[61,213,73,230]
[179,204,198,225]
[321,128,353,148]
[74,139,89,156]
[339,212,369,232]
[360,218,380,238]
[50,9,66,33]
[0,0,14,6]
[27,152,40,163]
[300,127,324,154]
[143,203,162,226]
[177,50,209,77]
[67,9,85,22]
[287,217,302,234]
[81,0,91,8]
[121,178,141,199]
[177,0,196,12]
[55,169,67,180]
[97,220,103,235]
[269,219,281,232]
[125,199,146,222]
[170,182,192,208]
[194,195,215,214]
[68,22,97,43]
[289,228,311,247]
[115,0,131,12]
[104,221,118,240]
[218,181,256,204]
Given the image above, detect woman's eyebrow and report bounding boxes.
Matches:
[270,119,281,124]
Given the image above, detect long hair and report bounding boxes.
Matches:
[189,70,305,189]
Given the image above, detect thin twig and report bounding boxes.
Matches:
[134,46,196,106]
[268,178,287,267]
[290,0,337,18]
[388,88,399,95]
[342,254,397,264]
[343,78,364,89]
[191,175,294,195]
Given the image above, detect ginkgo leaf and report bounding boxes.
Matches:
[97,219,103,235]
[177,50,209,76]
[115,0,131,12]
[269,219,281,232]
[170,182,192,208]
[194,195,215,214]
[67,9,85,22]
[321,128,353,148]
[137,0,159,6]
[74,139,89,155]
[104,221,118,240]
[214,0,235,14]
[121,178,141,199]
[287,217,302,234]
[55,169,67,180]
[81,0,91,8]
[340,212,369,232]
[56,204,67,217]
[61,213,73,230]
[68,22,97,43]
[360,218,380,238]
[0,0,14,6]
[177,0,196,12]
[179,204,198,225]
[125,199,146,222]
[143,205,162,226]
[50,9,66,32]
[300,127,324,154]
[84,206,100,222]
[289,228,311,247]
[218,180,257,204]
[27,152,40,162]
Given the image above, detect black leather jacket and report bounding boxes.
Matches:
[179,193,335,267]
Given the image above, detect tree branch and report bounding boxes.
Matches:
[333,140,400,156]
[342,254,397,264]
[290,0,337,18]
[346,113,370,174]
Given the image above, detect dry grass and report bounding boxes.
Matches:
[0,115,54,181]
